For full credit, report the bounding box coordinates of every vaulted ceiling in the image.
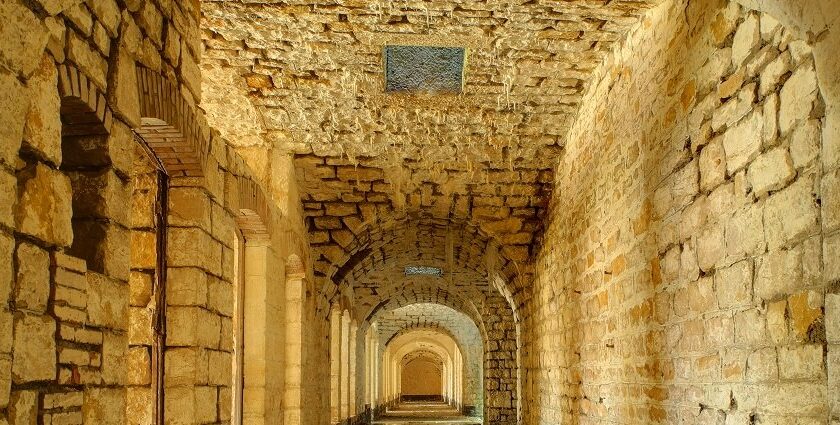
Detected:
[200,0,661,309]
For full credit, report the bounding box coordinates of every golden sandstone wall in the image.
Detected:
[0,1,312,425]
[524,0,839,423]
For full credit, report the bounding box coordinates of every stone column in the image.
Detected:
[349,321,357,421]
[340,311,350,421]
[284,268,306,425]
[329,307,342,424]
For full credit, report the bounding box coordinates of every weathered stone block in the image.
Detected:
[168,187,211,229]
[8,390,37,424]
[0,234,13,306]
[700,138,726,192]
[824,168,840,232]
[86,273,128,330]
[126,387,153,425]
[716,260,752,308]
[746,347,777,382]
[723,110,763,175]
[67,31,108,89]
[131,230,157,271]
[764,175,819,250]
[731,14,759,67]
[167,267,208,307]
[779,62,818,136]
[14,243,50,313]
[754,247,802,301]
[0,1,48,76]
[68,169,132,226]
[747,147,795,197]
[126,346,151,386]
[207,277,233,317]
[778,345,824,380]
[108,47,141,128]
[128,306,152,346]
[82,388,126,424]
[166,306,220,349]
[725,203,765,259]
[11,313,56,383]
[23,55,62,166]
[0,70,28,167]
[15,163,73,247]
[102,331,127,385]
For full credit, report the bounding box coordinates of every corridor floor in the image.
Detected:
[373,401,482,424]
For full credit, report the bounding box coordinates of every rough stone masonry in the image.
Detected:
[0,0,837,424]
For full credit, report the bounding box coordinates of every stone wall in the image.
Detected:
[0,1,312,425]
[524,0,838,423]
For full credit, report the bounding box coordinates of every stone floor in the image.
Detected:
[373,402,482,424]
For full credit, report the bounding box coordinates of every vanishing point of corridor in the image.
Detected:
[0,0,837,424]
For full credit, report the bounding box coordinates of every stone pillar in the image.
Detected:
[284,271,306,425]
[349,321,357,421]
[339,311,350,421]
[329,307,341,424]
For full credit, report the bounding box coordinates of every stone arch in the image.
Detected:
[134,65,210,177]
[58,64,113,138]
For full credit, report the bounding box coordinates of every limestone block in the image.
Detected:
[166,267,208,307]
[128,307,152,346]
[108,47,141,128]
[210,202,235,244]
[67,31,107,89]
[86,273,128,330]
[0,1,48,77]
[0,355,9,408]
[83,388,125,424]
[764,175,819,250]
[790,119,821,169]
[762,94,779,147]
[166,306,220,349]
[825,233,840,284]
[170,187,214,230]
[712,83,756,132]
[207,277,233,317]
[825,106,840,170]
[126,346,151,386]
[63,3,92,35]
[92,22,111,57]
[14,243,50,313]
[180,50,202,102]
[747,147,795,197]
[716,260,752,309]
[164,25,181,66]
[831,295,840,344]
[11,313,56,383]
[759,51,790,97]
[164,386,196,423]
[138,1,163,48]
[697,224,724,272]
[746,347,777,382]
[15,163,73,248]
[108,122,135,178]
[207,350,231,386]
[732,14,760,67]
[754,248,803,300]
[194,386,218,423]
[101,332,127,385]
[789,290,823,341]
[23,55,62,166]
[0,234,13,307]
[700,138,726,193]
[755,383,827,416]
[0,70,28,167]
[130,230,157,271]
[734,309,766,345]
[723,110,763,175]
[8,390,37,424]
[767,300,788,344]
[86,0,120,36]
[128,271,152,307]
[778,344,824,380]
[126,387,153,425]
[823,168,840,232]
[779,62,818,136]
[724,204,765,259]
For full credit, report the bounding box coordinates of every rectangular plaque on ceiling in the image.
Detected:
[384,45,465,93]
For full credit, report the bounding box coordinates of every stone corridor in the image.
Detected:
[0,0,838,424]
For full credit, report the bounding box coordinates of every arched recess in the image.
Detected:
[385,329,462,407]
[130,64,278,425]
[400,350,444,401]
